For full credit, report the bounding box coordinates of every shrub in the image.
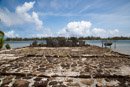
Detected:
[0,31,4,49]
[39,42,44,46]
[57,37,66,47]
[70,37,78,46]
[5,44,11,49]
[31,40,38,47]
[0,38,4,49]
[46,38,53,47]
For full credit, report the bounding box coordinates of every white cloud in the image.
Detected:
[0,1,43,30]
[59,21,92,37]
[5,30,19,38]
[92,28,119,37]
[57,28,70,37]
[109,29,119,36]
[31,28,53,38]
[33,34,50,38]
[32,12,43,29]
[0,8,23,26]
[92,28,107,37]
[67,21,91,30]
[58,20,120,37]
[16,2,35,14]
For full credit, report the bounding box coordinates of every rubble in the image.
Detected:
[0,45,130,87]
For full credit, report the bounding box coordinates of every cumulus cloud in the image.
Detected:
[16,1,35,14]
[92,28,119,37]
[5,30,19,38]
[109,29,119,36]
[33,34,51,38]
[59,21,92,37]
[0,9,22,26]
[67,21,91,30]
[0,1,43,30]
[92,28,107,37]
[32,12,43,29]
[58,20,120,37]
[31,28,53,38]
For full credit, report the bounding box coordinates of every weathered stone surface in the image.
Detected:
[67,82,80,87]
[49,81,58,85]
[37,67,46,72]
[13,80,29,87]
[34,77,42,81]
[52,85,67,87]
[0,46,130,87]
[1,76,13,86]
[80,79,94,85]
[33,79,48,87]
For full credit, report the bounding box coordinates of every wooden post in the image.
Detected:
[114,40,117,49]
[101,40,104,48]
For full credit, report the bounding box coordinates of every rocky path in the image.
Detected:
[0,46,130,87]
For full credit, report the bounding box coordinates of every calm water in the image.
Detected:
[4,40,46,48]
[87,40,130,55]
[4,40,130,55]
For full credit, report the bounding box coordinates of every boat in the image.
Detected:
[104,41,112,46]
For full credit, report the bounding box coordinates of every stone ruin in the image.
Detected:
[46,39,85,47]
[0,46,130,87]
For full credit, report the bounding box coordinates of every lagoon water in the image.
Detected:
[4,40,130,55]
[87,40,130,55]
[4,40,46,48]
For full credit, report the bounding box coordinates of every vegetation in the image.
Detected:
[5,44,11,49]
[5,36,130,41]
[0,31,4,49]
[30,40,38,47]
[30,40,46,47]
[54,37,66,46]
[69,37,78,46]
[45,37,86,47]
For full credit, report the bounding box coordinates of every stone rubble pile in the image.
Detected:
[0,46,130,87]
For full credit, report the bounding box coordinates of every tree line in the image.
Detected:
[5,36,130,41]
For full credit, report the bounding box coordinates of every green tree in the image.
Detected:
[5,44,11,49]
[0,31,4,49]
[69,37,78,46]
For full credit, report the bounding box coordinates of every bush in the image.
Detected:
[5,44,11,49]
[46,38,53,47]
[0,31,4,49]
[0,38,4,49]
[57,37,66,47]
[31,40,38,47]
[39,42,44,46]
[69,37,78,46]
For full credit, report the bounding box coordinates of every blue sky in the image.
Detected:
[0,0,130,38]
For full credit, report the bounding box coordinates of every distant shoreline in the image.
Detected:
[1,44,130,56]
[4,36,130,41]
[4,39,130,42]
[3,40,130,56]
